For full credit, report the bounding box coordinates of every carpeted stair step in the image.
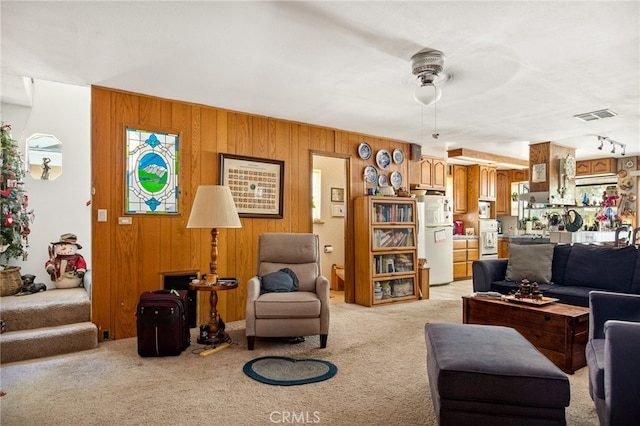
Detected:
[0,288,90,332]
[0,322,98,364]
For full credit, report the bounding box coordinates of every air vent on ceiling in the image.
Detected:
[573,109,618,122]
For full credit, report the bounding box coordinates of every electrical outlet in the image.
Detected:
[103,330,110,340]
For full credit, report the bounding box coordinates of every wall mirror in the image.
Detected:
[26,133,62,180]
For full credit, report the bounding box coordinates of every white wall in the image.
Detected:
[312,155,346,280]
[1,79,91,287]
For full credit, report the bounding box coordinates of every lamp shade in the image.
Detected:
[414,83,442,106]
[186,185,242,229]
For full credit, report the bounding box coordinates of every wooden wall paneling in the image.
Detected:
[138,97,171,295]
[92,87,415,338]
[90,87,114,340]
[188,105,206,326]
[112,91,140,340]
[167,103,192,273]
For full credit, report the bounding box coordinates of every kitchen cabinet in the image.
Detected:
[496,170,510,216]
[497,169,529,216]
[498,237,509,258]
[414,155,446,191]
[453,239,468,279]
[452,165,468,214]
[467,239,479,276]
[354,196,418,307]
[576,158,616,177]
[453,238,478,280]
[469,164,496,201]
[510,169,529,183]
[481,166,497,200]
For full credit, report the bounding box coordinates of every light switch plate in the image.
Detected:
[97,209,107,222]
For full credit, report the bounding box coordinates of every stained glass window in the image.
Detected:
[125,127,179,214]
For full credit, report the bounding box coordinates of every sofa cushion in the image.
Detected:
[543,285,601,307]
[505,243,555,284]
[633,248,640,294]
[254,291,321,318]
[551,243,572,285]
[563,244,638,292]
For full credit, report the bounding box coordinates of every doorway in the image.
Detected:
[312,154,347,303]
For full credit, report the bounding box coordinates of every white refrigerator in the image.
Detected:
[417,195,454,285]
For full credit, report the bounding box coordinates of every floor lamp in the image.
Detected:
[186,185,242,285]
[187,185,242,344]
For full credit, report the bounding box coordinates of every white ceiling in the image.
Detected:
[2,1,639,161]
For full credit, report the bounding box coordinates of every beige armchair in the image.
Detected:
[245,233,330,350]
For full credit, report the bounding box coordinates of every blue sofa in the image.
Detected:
[472,243,640,307]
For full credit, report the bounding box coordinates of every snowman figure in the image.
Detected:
[45,233,87,289]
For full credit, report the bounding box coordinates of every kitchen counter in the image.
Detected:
[453,235,479,240]
[499,235,551,244]
[549,231,616,244]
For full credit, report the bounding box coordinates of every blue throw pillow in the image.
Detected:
[260,268,299,294]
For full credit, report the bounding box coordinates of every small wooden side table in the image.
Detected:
[189,281,238,345]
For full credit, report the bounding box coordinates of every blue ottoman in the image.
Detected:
[425,323,570,425]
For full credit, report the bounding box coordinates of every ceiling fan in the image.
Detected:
[410,47,446,106]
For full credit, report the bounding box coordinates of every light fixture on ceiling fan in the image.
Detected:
[411,48,445,106]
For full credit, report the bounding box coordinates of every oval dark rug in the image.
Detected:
[243,356,338,386]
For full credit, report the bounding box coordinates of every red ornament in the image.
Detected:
[4,212,13,226]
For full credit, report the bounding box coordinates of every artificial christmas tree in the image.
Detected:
[1,123,33,265]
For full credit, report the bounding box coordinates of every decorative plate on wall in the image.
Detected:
[364,165,378,183]
[358,142,372,160]
[376,150,391,170]
[378,174,389,187]
[392,148,404,165]
[390,171,403,188]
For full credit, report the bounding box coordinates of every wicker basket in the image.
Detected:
[1,266,22,297]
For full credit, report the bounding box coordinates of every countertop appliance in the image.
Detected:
[479,219,499,259]
[417,195,454,285]
[478,201,492,219]
[453,220,464,235]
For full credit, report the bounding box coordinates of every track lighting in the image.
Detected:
[596,136,625,156]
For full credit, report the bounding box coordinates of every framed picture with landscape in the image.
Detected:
[220,153,285,218]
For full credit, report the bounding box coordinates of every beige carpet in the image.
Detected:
[0,298,598,425]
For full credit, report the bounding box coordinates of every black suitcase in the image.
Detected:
[137,289,191,357]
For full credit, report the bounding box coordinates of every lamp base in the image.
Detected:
[204,273,218,285]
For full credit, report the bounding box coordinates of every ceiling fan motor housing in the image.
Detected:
[411,48,445,84]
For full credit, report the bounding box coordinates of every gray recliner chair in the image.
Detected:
[245,233,330,350]
[586,291,640,426]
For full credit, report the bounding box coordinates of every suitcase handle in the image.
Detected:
[154,289,180,297]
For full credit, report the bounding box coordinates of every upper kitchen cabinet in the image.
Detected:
[576,158,617,177]
[411,155,446,191]
[469,164,496,201]
[452,165,468,214]
[497,169,530,216]
[510,169,529,183]
[496,170,510,216]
